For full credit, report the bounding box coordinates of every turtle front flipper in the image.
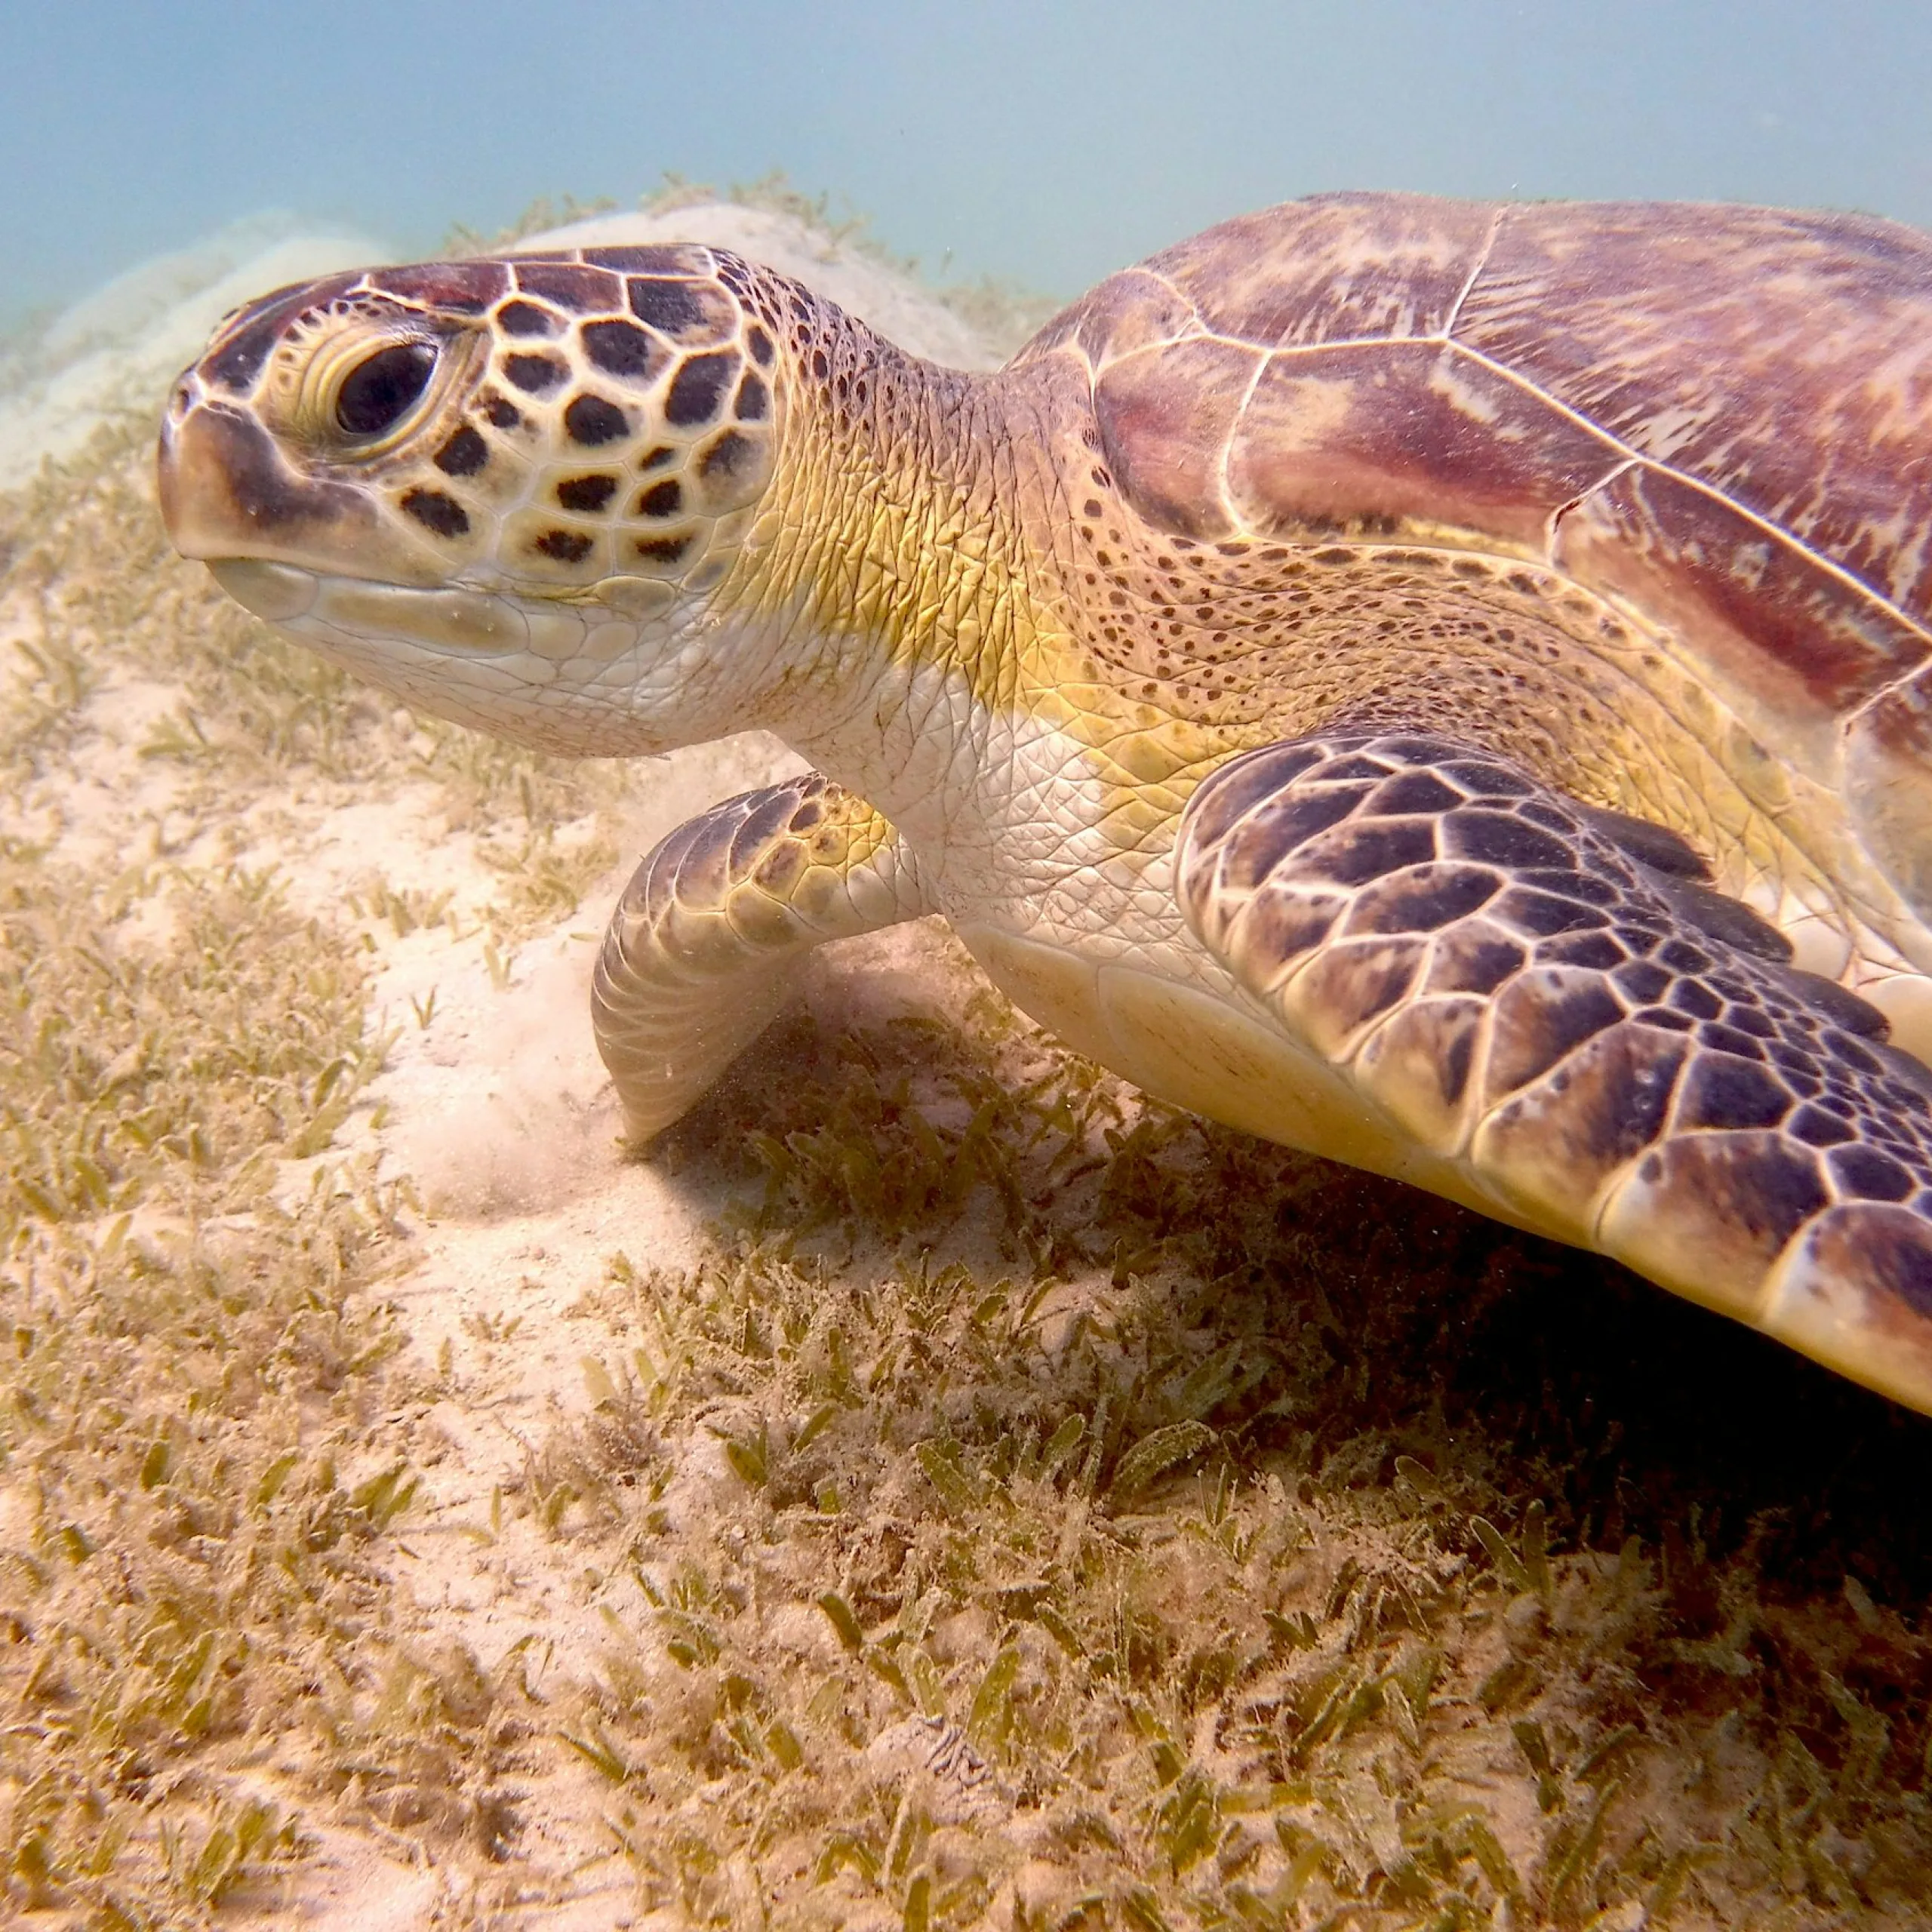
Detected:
[1178,729,1932,1414]
[595,774,932,1143]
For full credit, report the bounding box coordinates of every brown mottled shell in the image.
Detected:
[1021,192,1932,912]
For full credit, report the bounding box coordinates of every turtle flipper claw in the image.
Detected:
[1179,731,1932,1413]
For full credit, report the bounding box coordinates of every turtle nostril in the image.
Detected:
[336,340,437,437]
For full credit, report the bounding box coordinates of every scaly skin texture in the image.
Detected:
[1179,731,1932,1410]
[157,198,1932,1413]
[593,775,930,1140]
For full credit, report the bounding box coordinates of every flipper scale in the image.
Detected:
[593,774,931,1141]
[1180,731,1932,1413]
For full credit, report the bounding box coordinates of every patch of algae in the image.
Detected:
[0,841,411,1921]
[0,427,605,1923]
[514,975,1932,1930]
[0,417,626,941]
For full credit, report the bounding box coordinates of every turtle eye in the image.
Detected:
[336,341,436,437]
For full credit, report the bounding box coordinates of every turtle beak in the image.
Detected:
[157,380,380,568]
[155,389,233,561]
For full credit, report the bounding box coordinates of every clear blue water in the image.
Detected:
[6,0,1930,332]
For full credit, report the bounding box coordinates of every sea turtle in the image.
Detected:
[157,192,1932,1417]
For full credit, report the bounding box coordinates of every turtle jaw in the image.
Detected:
[202,556,752,758]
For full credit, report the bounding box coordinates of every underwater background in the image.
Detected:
[7,0,1932,334]
[8,4,1932,1927]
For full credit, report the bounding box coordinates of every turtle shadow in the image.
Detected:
[614,983,1932,1889]
[1274,1148,1932,1598]
[645,979,1932,1603]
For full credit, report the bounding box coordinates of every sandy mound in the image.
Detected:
[0,215,391,488]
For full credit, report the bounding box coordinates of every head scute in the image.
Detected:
[163,242,787,623]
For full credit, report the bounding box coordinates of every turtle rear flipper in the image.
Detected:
[595,774,931,1142]
[1178,730,1932,1414]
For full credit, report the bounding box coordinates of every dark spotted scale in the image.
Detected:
[1179,731,1932,1410]
[666,352,740,428]
[581,318,666,383]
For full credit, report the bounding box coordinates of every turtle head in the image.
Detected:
[158,247,783,753]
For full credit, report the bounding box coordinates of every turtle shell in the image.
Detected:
[1020,193,1932,918]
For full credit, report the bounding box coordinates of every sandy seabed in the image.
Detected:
[2,191,1931,1930]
